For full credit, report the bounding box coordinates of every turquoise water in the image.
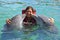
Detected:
[0,0,60,40]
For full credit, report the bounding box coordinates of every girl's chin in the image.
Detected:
[27,16,31,17]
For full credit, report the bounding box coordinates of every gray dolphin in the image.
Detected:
[33,15,58,34]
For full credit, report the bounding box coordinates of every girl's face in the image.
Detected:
[26,8,33,17]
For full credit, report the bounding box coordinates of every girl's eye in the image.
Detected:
[27,11,31,13]
[27,11,31,12]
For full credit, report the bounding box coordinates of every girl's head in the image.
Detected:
[25,6,34,12]
[25,6,34,17]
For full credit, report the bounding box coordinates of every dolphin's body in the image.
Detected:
[3,14,57,33]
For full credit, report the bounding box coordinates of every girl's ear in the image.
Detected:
[33,10,36,15]
[22,9,26,14]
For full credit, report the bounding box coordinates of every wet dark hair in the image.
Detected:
[25,6,34,12]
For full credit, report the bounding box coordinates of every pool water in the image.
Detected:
[0,0,60,40]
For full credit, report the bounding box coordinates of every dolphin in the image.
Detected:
[33,15,58,34]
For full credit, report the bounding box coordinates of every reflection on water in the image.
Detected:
[0,0,60,40]
[1,28,59,40]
